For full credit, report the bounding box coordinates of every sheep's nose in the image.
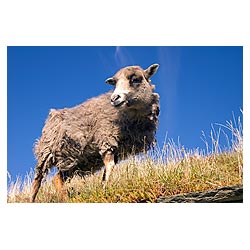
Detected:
[111,94,121,103]
[111,93,125,107]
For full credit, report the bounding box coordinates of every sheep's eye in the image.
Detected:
[130,77,142,85]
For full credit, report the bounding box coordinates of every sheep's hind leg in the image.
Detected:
[52,172,68,200]
[102,151,115,182]
[30,167,44,202]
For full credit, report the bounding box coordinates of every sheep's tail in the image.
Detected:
[30,155,51,202]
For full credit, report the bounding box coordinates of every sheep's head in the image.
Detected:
[106,64,159,110]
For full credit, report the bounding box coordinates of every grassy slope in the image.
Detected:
[7,118,243,203]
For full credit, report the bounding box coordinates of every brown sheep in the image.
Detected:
[30,64,160,202]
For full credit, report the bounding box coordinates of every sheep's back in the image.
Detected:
[34,91,118,166]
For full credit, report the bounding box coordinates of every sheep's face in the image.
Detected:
[106,64,159,110]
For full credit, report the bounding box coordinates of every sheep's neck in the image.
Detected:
[119,105,152,121]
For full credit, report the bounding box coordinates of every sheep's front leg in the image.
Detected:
[102,151,115,182]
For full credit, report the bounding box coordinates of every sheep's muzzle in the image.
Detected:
[110,93,127,108]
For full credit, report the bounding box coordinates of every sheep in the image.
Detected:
[30,63,160,202]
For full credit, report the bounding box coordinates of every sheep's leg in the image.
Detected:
[30,167,44,202]
[102,151,115,182]
[52,172,68,199]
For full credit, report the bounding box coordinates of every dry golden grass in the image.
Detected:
[7,116,243,203]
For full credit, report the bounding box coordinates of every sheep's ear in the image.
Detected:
[105,77,116,85]
[144,64,159,79]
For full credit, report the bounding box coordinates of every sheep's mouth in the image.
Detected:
[112,100,126,108]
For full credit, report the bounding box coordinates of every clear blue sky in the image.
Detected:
[7,46,243,179]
